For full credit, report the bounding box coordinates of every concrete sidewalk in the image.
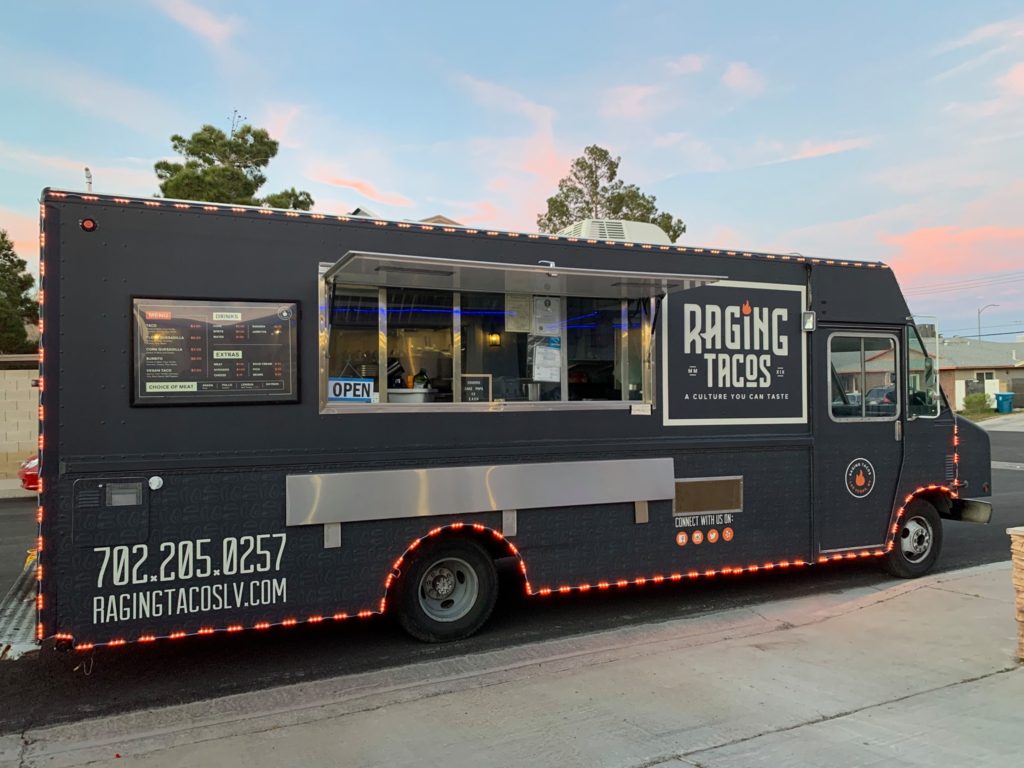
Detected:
[979,410,1024,432]
[1,563,1020,768]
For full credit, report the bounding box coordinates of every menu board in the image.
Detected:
[133,298,298,405]
[460,374,492,403]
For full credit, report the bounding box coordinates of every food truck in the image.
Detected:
[31,189,992,650]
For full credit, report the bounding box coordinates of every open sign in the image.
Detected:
[328,377,375,402]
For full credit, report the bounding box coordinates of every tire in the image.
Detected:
[884,500,943,578]
[395,537,498,642]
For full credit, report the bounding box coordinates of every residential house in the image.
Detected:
[934,336,1024,410]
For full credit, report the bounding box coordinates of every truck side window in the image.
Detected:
[324,282,652,408]
[907,326,941,418]
[830,334,899,420]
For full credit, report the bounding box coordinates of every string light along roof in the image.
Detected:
[41,189,888,271]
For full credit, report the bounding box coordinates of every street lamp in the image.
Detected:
[977,304,999,340]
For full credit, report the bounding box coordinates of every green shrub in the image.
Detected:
[962,392,990,412]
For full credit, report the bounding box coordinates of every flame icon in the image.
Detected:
[741,300,752,316]
[854,470,866,488]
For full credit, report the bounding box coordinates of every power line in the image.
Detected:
[904,270,1024,293]
[941,330,1024,339]
[904,274,1024,295]
[942,320,1024,334]
[904,274,1024,297]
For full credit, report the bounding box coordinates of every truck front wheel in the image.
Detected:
[884,500,943,578]
[396,538,498,642]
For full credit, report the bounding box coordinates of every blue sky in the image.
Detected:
[2,1,1023,338]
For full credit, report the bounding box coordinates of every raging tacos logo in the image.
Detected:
[682,299,789,389]
[845,458,875,498]
[665,284,806,424]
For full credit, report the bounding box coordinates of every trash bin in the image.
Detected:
[995,392,1014,413]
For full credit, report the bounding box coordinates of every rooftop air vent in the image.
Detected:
[555,219,673,245]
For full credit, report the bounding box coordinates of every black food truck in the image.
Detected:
[33,190,993,650]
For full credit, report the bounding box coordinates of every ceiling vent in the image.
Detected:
[556,219,673,245]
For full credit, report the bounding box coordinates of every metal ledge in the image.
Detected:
[287,457,675,527]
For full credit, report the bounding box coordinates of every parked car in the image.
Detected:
[865,386,895,405]
[18,455,38,491]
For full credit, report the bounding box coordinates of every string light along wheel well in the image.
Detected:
[884,499,943,578]
[394,536,499,642]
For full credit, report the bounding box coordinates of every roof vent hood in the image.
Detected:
[556,219,673,245]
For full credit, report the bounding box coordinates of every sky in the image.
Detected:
[1,1,1023,339]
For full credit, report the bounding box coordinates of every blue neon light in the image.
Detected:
[334,307,514,316]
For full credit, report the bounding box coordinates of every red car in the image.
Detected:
[18,455,39,492]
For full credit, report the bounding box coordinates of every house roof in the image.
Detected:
[418,214,463,226]
[934,337,1024,370]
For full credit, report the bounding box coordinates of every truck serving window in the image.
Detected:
[829,334,899,420]
[326,287,648,407]
[318,251,717,412]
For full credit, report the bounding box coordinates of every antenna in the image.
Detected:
[228,109,247,138]
[84,167,93,192]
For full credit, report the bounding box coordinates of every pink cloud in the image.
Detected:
[600,85,664,119]
[485,176,512,193]
[5,60,183,137]
[311,196,357,216]
[456,74,553,126]
[652,132,725,172]
[311,172,414,208]
[0,207,41,272]
[153,0,240,46]
[455,73,571,229]
[721,62,765,96]
[667,54,706,75]
[261,103,303,149]
[740,136,872,168]
[881,226,1024,286]
[996,62,1024,96]
[783,137,873,162]
[0,141,155,192]
[939,15,1024,52]
[429,199,506,227]
[947,61,1024,118]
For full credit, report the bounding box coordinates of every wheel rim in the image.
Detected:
[417,557,479,623]
[899,515,933,563]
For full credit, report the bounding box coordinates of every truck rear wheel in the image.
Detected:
[884,500,942,578]
[396,538,498,642]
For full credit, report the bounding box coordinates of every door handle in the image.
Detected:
[895,420,902,442]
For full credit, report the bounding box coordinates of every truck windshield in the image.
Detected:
[907,325,941,418]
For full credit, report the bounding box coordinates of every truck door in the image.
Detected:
[814,329,904,553]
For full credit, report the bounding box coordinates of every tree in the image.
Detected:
[0,228,36,353]
[154,124,314,210]
[537,145,686,241]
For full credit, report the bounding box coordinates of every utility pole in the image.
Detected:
[84,167,93,192]
[977,303,998,340]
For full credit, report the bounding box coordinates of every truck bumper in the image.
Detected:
[949,498,993,525]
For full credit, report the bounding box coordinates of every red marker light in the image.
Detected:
[80,218,97,232]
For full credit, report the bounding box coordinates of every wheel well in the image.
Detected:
[381,524,529,612]
[914,490,953,519]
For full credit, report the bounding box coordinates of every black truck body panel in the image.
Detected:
[34,190,991,648]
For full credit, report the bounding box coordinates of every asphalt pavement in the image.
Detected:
[0,501,34,594]
[0,429,1021,737]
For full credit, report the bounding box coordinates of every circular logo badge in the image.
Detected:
[675,531,688,547]
[707,528,720,544]
[845,458,876,498]
[722,527,734,542]
[691,530,705,545]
